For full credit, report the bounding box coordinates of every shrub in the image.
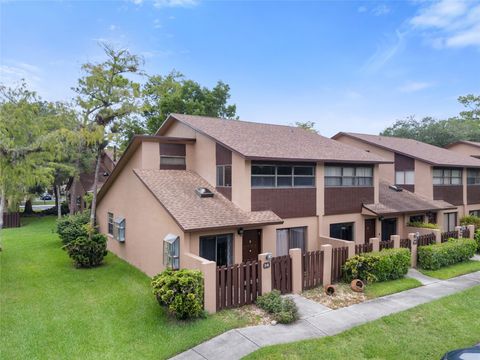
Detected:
[418,238,477,270]
[256,290,298,324]
[56,211,90,245]
[407,221,438,229]
[63,233,108,268]
[38,201,70,216]
[151,269,204,320]
[460,215,480,228]
[343,248,411,283]
[476,230,480,254]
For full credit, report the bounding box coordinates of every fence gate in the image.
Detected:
[271,255,292,294]
[216,261,261,311]
[303,250,324,290]
[380,239,394,250]
[418,233,436,246]
[331,247,349,283]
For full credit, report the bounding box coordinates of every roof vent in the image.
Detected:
[389,185,403,192]
[195,187,214,198]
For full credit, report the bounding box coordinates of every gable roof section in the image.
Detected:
[157,114,390,164]
[133,169,283,232]
[333,132,480,168]
[363,181,456,216]
[445,140,480,149]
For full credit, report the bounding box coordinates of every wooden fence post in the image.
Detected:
[370,237,380,252]
[289,248,302,294]
[390,235,400,249]
[258,253,272,294]
[408,233,417,268]
[321,244,332,285]
[468,225,475,239]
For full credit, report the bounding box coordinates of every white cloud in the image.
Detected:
[131,0,143,4]
[398,81,433,93]
[372,4,390,16]
[362,30,406,72]
[410,0,480,48]
[0,62,41,86]
[153,0,198,8]
[153,19,162,29]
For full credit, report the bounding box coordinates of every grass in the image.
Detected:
[420,260,480,280]
[364,277,422,298]
[0,216,249,359]
[245,285,480,360]
[32,200,55,205]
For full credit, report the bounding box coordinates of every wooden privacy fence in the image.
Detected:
[462,228,470,238]
[3,212,20,228]
[331,246,349,283]
[418,233,436,247]
[271,255,292,294]
[441,231,458,242]
[302,250,324,290]
[400,238,411,249]
[216,261,261,311]
[355,243,373,254]
[380,239,394,250]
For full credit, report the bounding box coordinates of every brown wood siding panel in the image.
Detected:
[216,143,232,165]
[324,187,374,215]
[394,153,415,171]
[251,188,316,218]
[467,185,480,205]
[160,164,186,170]
[216,187,232,200]
[160,143,186,156]
[433,185,463,206]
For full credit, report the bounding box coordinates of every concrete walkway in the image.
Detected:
[172,271,480,360]
[406,268,439,285]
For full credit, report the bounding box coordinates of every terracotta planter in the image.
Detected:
[324,284,336,296]
[351,279,365,292]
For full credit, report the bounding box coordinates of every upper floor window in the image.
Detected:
[216,165,232,187]
[395,170,414,185]
[433,168,462,185]
[251,164,315,188]
[467,169,480,185]
[325,165,373,187]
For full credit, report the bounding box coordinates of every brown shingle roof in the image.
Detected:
[333,132,480,168]
[158,114,390,164]
[363,181,456,216]
[134,169,283,231]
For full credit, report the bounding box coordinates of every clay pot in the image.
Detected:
[351,279,365,292]
[324,284,336,296]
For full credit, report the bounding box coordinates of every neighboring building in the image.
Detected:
[96,114,390,276]
[446,140,480,159]
[67,150,117,213]
[333,132,480,233]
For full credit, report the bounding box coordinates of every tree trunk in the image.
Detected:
[23,199,34,215]
[0,185,5,231]
[55,185,62,219]
[89,147,102,238]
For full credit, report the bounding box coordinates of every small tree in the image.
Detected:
[73,43,142,234]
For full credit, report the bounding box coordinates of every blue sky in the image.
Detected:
[1,0,479,136]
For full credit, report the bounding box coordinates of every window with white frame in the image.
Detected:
[251,164,315,188]
[325,165,373,187]
[113,217,126,242]
[163,234,180,270]
[395,170,415,185]
[467,169,480,185]
[433,168,462,185]
[216,165,232,187]
[107,212,114,235]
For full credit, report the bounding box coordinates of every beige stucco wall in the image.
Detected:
[163,120,196,138]
[97,144,185,277]
[414,160,433,199]
[334,135,395,184]
[448,143,480,158]
[232,152,251,211]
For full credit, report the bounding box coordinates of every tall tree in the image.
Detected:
[381,95,480,147]
[73,43,142,231]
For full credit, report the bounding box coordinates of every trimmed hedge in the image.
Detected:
[460,215,480,228]
[407,221,438,229]
[418,238,477,270]
[63,233,108,268]
[256,290,298,324]
[151,269,204,320]
[343,248,411,283]
[56,211,90,245]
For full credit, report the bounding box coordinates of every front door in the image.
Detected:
[242,229,262,263]
[364,219,376,243]
[381,218,397,241]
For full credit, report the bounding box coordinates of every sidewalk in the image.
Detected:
[172,271,480,360]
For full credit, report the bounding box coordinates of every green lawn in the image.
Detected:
[0,216,248,359]
[365,277,422,298]
[420,260,480,280]
[246,285,480,360]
